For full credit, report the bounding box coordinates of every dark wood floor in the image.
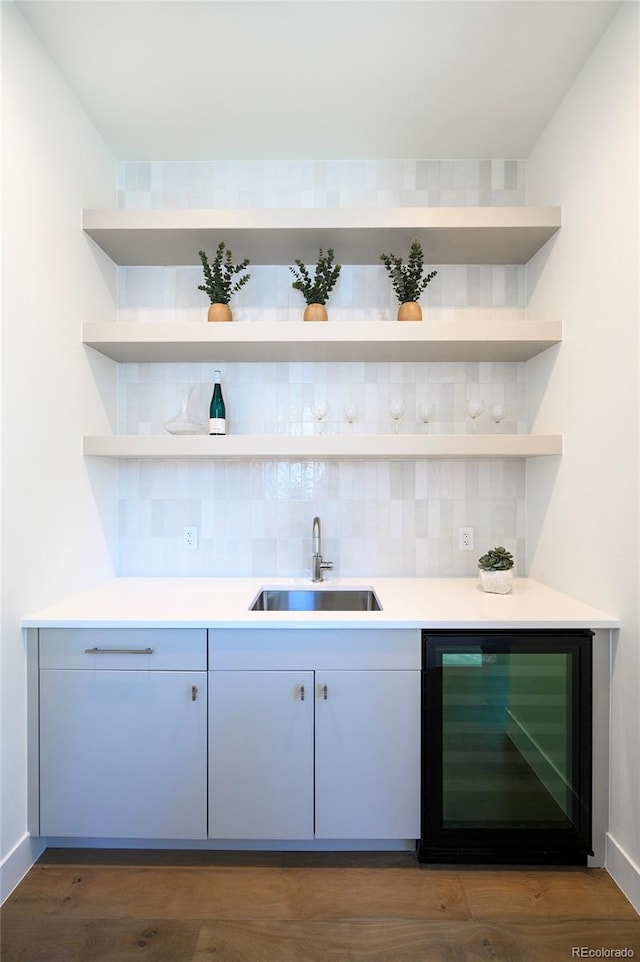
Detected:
[2,849,639,962]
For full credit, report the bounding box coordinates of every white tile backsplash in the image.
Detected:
[117,159,526,209]
[117,264,525,324]
[115,158,527,577]
[118,459,525,579]
[118,361,526,438]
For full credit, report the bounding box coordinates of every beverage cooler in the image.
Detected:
[419,629,593,865]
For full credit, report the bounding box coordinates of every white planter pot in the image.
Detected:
[479,568,513,594]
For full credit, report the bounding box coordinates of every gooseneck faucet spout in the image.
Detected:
[311,516,333,583]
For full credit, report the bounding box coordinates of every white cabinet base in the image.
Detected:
[208,665,420,842]
[40,669,207,839]
[315,671,421,839]
[209,671,314,840]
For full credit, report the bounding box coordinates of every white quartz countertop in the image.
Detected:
[22,577,619,630]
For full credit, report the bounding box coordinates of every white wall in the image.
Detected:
[526,2,639,908]
[1,2,118,899]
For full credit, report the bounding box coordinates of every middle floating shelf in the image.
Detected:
[82,320,562,363]
[83,434,563,461]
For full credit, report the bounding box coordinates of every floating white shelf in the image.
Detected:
[81,204,564,466]
[83,434,563,461]
[82,206,561,266]
[82,320,562,364]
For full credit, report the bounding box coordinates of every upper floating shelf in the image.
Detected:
[82,207,562,266]
[82,320,562,363]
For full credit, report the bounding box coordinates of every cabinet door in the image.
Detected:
[40,670,207,839]
[314,670,421,839]
[209,670,314,839]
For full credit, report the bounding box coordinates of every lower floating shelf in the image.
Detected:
[83,434,563,461]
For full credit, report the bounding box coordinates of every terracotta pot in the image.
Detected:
[397,301,422,322]
[303,303,328,322]
[208,303,233,322]
[479,568,513,595]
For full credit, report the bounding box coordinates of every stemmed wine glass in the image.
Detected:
[467,399,484,433]
[418,403,435,432]
[344,402,358,432]
[491,403,507,424]
[312,400,329,433]
[390,398,406,434]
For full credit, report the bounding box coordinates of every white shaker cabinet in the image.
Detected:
[314,670,420,839]
[34,625,421,843]
[38,628,208,840]
[209,670,315,839]
[208,663,420,840]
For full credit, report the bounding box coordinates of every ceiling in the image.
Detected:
[16,0,622,161]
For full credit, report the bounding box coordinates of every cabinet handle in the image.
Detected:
[322,684,328,701]
[299,684,305,701]
[191,685,198,702]
[84,647,154,655]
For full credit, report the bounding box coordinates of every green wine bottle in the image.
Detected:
[209,370,226,435]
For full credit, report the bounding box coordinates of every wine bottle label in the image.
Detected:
[209,418,226,435]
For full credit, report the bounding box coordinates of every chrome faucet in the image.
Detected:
[311,516,333,583]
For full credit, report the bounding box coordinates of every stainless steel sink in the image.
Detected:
[250,587,382,612]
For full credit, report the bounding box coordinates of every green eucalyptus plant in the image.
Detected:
[379,238,437,304]
[289,248,341,305]
[198,242,251,305]
[478,546,514,571]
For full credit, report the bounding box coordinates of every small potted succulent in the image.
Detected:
[478,545,515,594]
[198,242,251,322]
[289,247,341,322]
[379,238,437,321]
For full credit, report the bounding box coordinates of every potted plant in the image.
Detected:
[198,243,251,322]
[289,248,341,322]
[379,238,437,321]
[477,546,515,594]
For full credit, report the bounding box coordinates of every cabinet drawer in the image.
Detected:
[209,628,421,670]
[39,628,206,670]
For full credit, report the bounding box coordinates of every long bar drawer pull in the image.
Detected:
[84,647,154,655]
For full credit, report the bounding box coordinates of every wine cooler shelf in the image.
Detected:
[82,434,563,461]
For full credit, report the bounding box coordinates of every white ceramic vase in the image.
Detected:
[479,568,513,594]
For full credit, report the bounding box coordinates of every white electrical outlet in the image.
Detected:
[458,526,474,551]
[183,526,198,550]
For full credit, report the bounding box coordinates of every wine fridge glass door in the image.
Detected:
[419,629,593,865]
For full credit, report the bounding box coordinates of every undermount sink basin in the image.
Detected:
[250,587,382,612]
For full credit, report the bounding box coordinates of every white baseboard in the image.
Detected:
[606,833,640,913]
[0,832,46,905]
